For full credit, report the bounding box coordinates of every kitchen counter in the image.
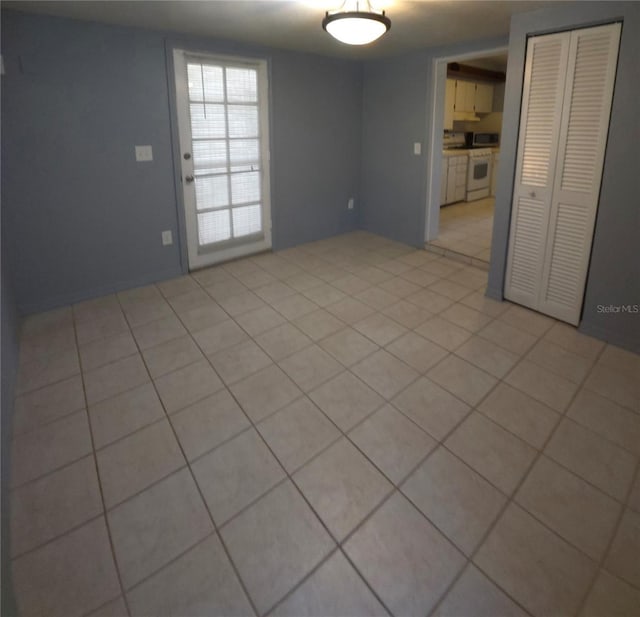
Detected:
[442,148,471,157]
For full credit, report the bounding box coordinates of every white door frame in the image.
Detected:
[424,45,508,244]
[173,49,272,270]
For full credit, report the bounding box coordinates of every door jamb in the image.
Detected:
[166,45,273,272]
[165,40,190,275]
[424,46,509,245]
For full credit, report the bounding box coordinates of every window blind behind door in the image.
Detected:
[187,62,263,247]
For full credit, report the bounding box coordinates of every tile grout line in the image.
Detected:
[191,302,402,615]
[263,545,393,617]
[8,255,502,568]
[12,239,638,616]
[10,511,106,563]
[421,320,640,500]
[422,317,585,616]
[156,260,410,614]
[214,282,503,614]
[118,529,219,604]
[11,304,619,606]
[114,290,264,617]
[573,432,640,613]
[428,339,610,617]
[8,431,92,492]
[569,341,640,609]
[71,306,133,617]
[184,259,414,616]
[198,366,393,615]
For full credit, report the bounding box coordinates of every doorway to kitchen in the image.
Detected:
[424,47,508,269]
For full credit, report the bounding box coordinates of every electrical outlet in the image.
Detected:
[135,145,153,162]
[413,142,422,155]
[348,198,355,210]
[162,230,173,246]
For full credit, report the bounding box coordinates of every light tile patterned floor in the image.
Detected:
[9,231,640,617]
[430,197,495,264]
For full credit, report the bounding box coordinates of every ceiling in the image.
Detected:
[5,0,568,59]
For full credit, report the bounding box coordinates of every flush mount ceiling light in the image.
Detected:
[322,1,391,46]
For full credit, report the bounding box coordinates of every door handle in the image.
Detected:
[185,175,194,184]
[529,190,537,198]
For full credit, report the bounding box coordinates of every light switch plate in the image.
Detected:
[413,142,422,155]
[162,230,173,246]
[135,145,153,162]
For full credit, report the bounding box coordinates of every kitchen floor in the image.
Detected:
[9,231,640,617]
[430,197,494,265]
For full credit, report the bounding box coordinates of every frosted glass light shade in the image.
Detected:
[323,11,391,45]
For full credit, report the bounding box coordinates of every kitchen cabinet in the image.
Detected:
[444,79,456,130]
[475,83,494,113]
[448,79,495,115]
[454,80,476,113]
[441,153,468,205]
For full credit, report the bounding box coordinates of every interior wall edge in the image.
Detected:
[1,256,20,617]
[579,319,640,356]
[484,285,504,302]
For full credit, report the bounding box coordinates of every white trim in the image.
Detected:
[173,49,272,270]
[424,46,508,244]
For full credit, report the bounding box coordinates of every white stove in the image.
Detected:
[442,132,494,203]
[466,147,493,201]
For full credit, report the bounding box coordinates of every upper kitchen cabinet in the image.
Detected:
[454,80,477,113]
[474,82,494,113]
[444,79,456,130]
[444,79,496,126]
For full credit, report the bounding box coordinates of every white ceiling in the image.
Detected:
[5,0,568,59]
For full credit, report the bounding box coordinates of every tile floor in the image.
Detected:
[429,197,494,265]
[9,230,640,617]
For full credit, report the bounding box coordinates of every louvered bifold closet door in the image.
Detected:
[504,33,570,308]
[505,23,621,325]
[539,23,621,324]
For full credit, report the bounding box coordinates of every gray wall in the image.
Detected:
[359,36,507,247]
[3,6,638,350]
[270,51,361,248]
[360,52,431,246]
[1,250,19,617]
[2,11,183,313]
[1,10,362,313]
[488,1,640,353]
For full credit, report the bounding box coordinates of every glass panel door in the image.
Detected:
[174,51,271,269]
